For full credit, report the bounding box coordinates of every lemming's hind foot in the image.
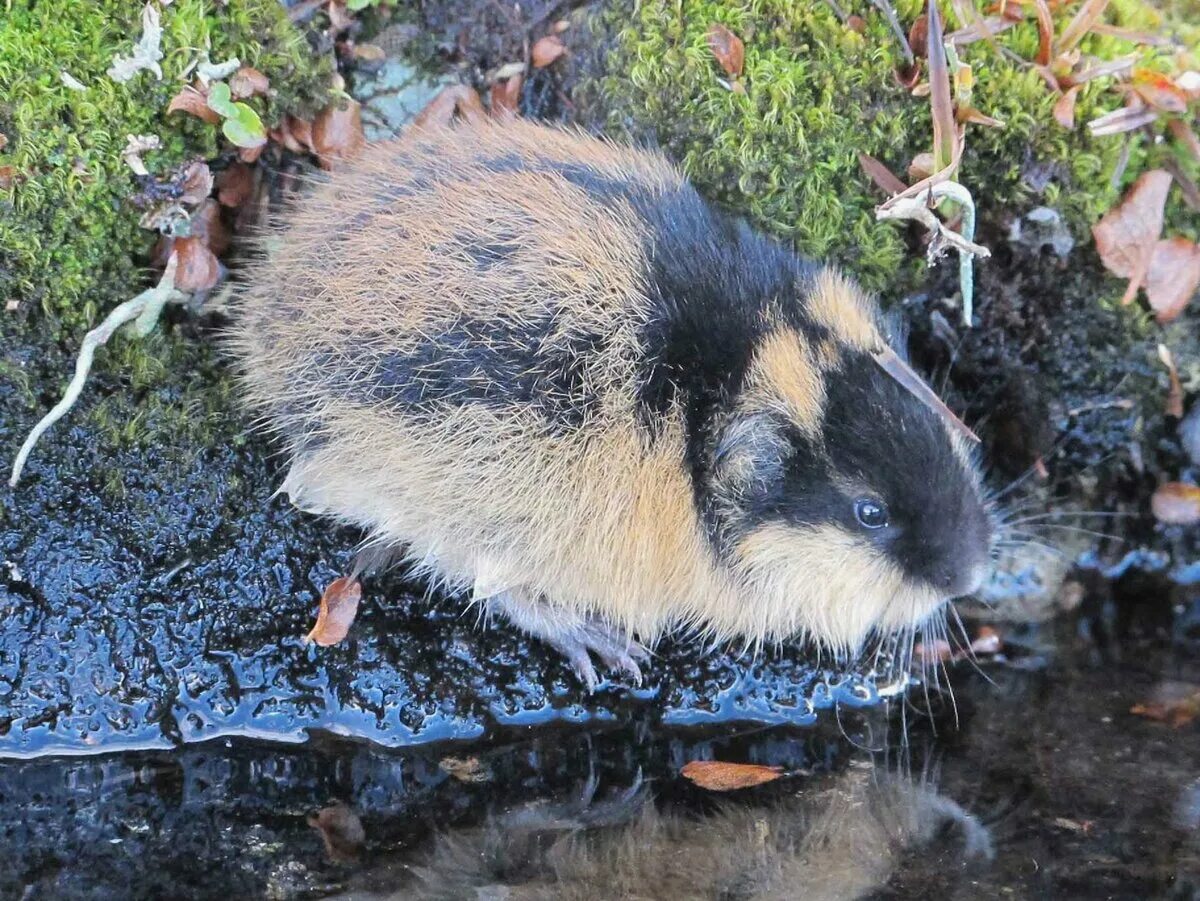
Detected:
[487,591,650,691]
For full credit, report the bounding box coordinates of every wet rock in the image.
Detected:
[0,319,889,758]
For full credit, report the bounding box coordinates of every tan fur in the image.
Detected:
[231,117,959,657]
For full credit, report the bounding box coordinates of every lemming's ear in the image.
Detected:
[712,412,791,495]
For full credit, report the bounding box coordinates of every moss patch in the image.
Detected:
[0,0,330,334]
[580,0,1198,296]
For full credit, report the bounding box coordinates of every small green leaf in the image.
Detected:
[346,0,378,9]
[205,81,238,119]
[222,106,267,148]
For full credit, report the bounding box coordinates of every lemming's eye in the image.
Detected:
[854,498,889,529]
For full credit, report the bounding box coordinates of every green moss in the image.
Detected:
[580,0,1198,296]
[0,1,331,334]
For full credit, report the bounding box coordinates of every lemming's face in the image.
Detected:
[714,343,993,652]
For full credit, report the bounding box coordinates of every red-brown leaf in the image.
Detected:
[490,74,523,117]
[215,162,255,208]
[681,760,784,791]
[707,24,745,79]
[1131,68,1189,114]
[229,66,270,100]
[531,34,567,68]
[412,85,487,129]
[307,576,362,646]
[1053,85,1082,128]
[168,83,222,125]
[1130,681,1200,727]
[1151,482,1200,525]
[909,14,929,57]
[1031,0,1054,65]
[178,160,213,205]
[1091,169,1172,301]
[1146,238,1200,324]
[171,238,221,292]
[312,99,366,169]
[857,152,908,196]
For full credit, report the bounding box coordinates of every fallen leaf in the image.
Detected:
[215,162,255,207]
[490,74,522,118]
[1151,482,1200,525]
[908,14,929,57]
[1147,239,1200,324]
[307,575,362,645]
[857,152,908,195]
[0,166,15,189]
[327,0,354,33]
[1131,68,1189,113]
[439,755,493,783]
[681,760,784,791]
[1131,682,1200,727]
[171,238,221,292]
[228,66,270,100]
[957,106,1005,127]
[168,83,223,125]
[846,14,867,32]
[307,802,365,862]
[1032,0,1054,66]
[312,99,366,169]
[178,160,213,205]
[1057,0,1112,53]
[1053,85,1082,128]
[706,24,745,79]
[531,34,567,68]
[1092,169,1172,303]
[412,85,487,129]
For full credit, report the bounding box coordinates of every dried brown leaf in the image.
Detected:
[908,151,936,181]
[706,24,745,79]
[1031,0,1054,66]
[857,152,908,196]
[0,166,14,190]
[215,162,254,208]
[178,160,213,205]
[1091,169,1172,301]
[1053,85,1082,128]
[909,14,929,57]
[1151,482,1200,525]
[171,238,221,292]
[846,14,867,33]
[1147,239,1200,324]
[681,760,784,792]
[307,802,365,862]
[1131,68,1189,114]
[490,74,523,117]
[312,99,366,169]
[531,34,567,68]
[167,83,222,125]
[925,0,958,172]
[307,576,362,646]
[957,106,1005,127]
[412,85,487,129]
[229,66,270,100]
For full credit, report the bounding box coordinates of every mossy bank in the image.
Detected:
[0,0,330,333]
